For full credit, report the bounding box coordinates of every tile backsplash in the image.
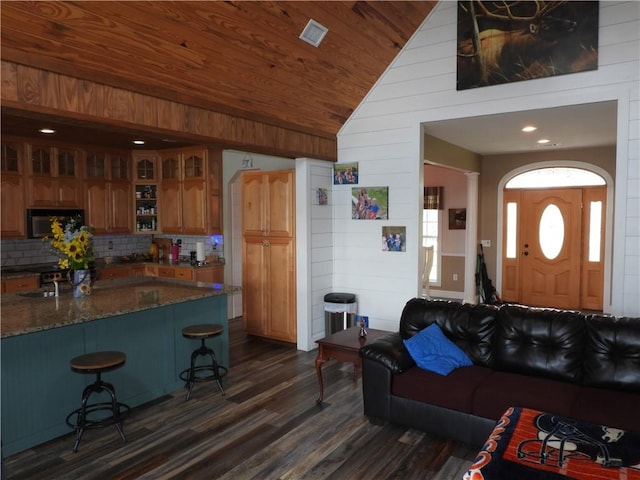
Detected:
[1,234,223,268]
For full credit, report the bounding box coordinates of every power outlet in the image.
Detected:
[453,273,458,281]
[481,240,491,248]
[108,240,113,250]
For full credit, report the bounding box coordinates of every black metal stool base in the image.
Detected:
[179,340,228,400]
[65,378,130,452]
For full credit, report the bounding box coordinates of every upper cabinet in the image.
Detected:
[85,150,132,234]
[0,137,222,237]
[26,144,82,208]
[132,154,159,234]
[1,141,26,238]
[242,170,295,238]
[159,146,222,235]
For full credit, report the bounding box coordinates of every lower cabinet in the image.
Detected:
[2,276,40,292]
[194,265,224,283]
[243,236,296,342]
[98,266,131,281]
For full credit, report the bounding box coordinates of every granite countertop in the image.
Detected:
[0,260,225,280]
[1,277,240,339]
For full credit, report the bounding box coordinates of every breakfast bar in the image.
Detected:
[1,277,239,456]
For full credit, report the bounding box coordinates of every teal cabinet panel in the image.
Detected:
[1,294,228,456]
[84,307,175,407]
[1,327,85,455]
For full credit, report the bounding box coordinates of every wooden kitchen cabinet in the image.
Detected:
[1,141,26,238]
[144,265,158,277]
[159,146,222,235]
[173,267,193,280]
[133,154,159,234]
[98,266,130,281]
[194,265,224,283]
[26,144,82,208]
[129,265,145,276]
[160,147,221,235]
[158,151,181,232]
[157,267,175,278]
[3,276,40,292]
[243,236,296,342]
[85,150,131,234]
[242,170,295,238]
[242,169,296,343]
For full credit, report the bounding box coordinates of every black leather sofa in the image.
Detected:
[360,299,640,448]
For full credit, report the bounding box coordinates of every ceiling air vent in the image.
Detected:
[299,19,328,47]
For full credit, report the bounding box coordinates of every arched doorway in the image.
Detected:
[500,166,610,311]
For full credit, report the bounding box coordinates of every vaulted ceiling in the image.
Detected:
[1,1,436,157]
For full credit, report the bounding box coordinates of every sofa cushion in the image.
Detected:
[399,299,498,367]
[571,386,640,434]
[494,304,585,383]
[473,371,580,420]
[403,324,472,375]
[583,314,640,393]
[393,365,493,413]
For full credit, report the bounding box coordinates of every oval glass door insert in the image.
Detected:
[539,204,564,259]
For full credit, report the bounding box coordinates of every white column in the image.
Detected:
[464,172,479,304]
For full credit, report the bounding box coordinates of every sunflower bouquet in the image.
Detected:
[45,216,94,270]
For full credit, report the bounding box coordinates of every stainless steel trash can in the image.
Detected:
[324,293,357,335]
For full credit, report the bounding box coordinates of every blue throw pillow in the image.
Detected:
[403,323,473,375]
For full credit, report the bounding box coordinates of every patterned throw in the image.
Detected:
[464,407,640,480]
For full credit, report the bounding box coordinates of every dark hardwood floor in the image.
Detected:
[3,318,475,479]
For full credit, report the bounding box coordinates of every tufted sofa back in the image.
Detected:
[399,299,498,367]
[583,314,640,393]
[493,304,585,383]
[398,299,640,392]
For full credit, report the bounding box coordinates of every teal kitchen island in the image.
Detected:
[1,277,239,456]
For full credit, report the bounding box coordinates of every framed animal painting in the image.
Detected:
[456,1,599,90]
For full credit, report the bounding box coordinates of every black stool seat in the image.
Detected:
[180,324,228,400]
[66,351,130,452]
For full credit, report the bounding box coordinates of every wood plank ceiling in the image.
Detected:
[1,1,436,158]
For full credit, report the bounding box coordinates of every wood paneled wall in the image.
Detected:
[1,61,337,161]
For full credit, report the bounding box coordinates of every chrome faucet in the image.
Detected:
[53,280,59,297]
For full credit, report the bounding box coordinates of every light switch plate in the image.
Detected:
[481,240,491,248]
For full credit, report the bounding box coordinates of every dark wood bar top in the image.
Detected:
[1,277,239,339]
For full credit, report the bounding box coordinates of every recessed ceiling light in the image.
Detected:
[39,128,55,134]
[299,19,328,47]
[521,125,537,132]
[537,139,550,144]
[132,140,145,145]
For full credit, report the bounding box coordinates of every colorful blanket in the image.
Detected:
[464,407,640,480]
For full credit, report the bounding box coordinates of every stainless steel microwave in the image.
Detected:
[26,209,85,239]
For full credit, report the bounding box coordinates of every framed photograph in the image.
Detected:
[333,162,359,185]
[449,208,466,230]
[352,187,388,220]
[456,1,599,90]
[382,226,406,252]
[355,314,369,328]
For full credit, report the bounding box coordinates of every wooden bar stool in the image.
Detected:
[179,324,228,400]
[66,351,130,452]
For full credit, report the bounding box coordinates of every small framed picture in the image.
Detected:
[333,162,359,185]
[355,315,369,328]
[315,188,328,205]
[382,226,406,252]
[449,208,466,230]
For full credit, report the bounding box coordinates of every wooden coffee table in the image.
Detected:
[315,326,389,403]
